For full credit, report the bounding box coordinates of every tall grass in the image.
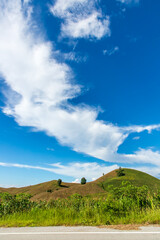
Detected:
[1,182,160,227]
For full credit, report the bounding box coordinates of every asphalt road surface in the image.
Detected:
[0,226,160,240]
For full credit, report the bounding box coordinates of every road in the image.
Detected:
[0,226,160,240]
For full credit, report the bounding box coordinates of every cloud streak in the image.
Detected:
[0,162,118,181]
[0,161,160,184]
[118,0,140,5]
[103,46,119,56]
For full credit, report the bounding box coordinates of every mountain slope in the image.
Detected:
[95,168,160,193]
[0,180,105,201]
[0,168,160,201]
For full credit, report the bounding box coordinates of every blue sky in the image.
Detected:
[0,0,160,187]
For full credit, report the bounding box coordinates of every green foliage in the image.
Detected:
[81,177,87,185]
[57,179,62,186]
[116,167,125,177]
[69,193,83,200]
[1,182,160,227]
[0,193,32,217]
[101,169,160,194]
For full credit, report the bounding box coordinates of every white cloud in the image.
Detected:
[72,179,80,183]
[50,0,110,39]
[123,124,160,134]
[0,0,160,172]
[47,148,55,152]
[122,148,160,166]
[61,12,110,40]
[63,51,87,63]
[51,0,89,17]
[134,166,160,178]
[23,0,31,3]
[103,46,119,56]
[0,184,23,188]
[133,136,140,140]
[118,0,139,5]
[49,162,119,179]
[111,148,160,167]
[0,161,118,181]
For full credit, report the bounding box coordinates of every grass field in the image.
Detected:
[1,207,160,227]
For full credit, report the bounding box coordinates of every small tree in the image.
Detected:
[47,189,52,193]
[81,177,87,185]
[57,179,62,186]
[116,167,125,177]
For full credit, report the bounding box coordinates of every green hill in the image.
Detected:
[95,168,160,193]
[0,168,160,201]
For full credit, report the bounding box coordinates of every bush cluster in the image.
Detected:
[116,167,125,177]
[0,193,33,216]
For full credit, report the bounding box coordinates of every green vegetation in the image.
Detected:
[116,167,125,177]
[99,169,160,194]
[1,181,160,227]
[81,177,87,185]
[47,189,52,193]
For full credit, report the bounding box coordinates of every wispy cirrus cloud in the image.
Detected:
[103,46,119,56]
[133,136,140,140]
[0,161,160,185]
[0,162,118,181]
[50,0,110,40]
[46,148,55,152]
[63,51,88,63]
[0,0,160,176]
[118,0,140,5]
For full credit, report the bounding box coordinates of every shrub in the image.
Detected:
[0,193,33,216]
[57,179,62,186]
[81,177,87,185]
[47,189,52,193]
[116,167,125,177]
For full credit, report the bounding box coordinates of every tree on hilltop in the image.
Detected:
[81,177,87,185]
[57,179,62,186]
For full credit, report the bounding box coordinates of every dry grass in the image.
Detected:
[0,180,105,201]
[99,224,143,230]
[1,168,160,201]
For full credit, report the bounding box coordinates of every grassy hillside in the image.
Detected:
[96,169,160,193]
[0,180,105,201]
[0,168,160,201]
